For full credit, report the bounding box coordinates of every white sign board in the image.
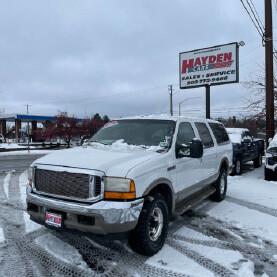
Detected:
[179,42,239,89]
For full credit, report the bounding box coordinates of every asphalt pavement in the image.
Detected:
[0,154,45,172]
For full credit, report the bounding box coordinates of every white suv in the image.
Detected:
[26,115,232,256]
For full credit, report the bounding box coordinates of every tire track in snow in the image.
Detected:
[54,231,191,277]
[167,237,235,277]
[226,196,277,218]
[182,217,277,271]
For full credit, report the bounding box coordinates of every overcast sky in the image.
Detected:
[0,0,272,120]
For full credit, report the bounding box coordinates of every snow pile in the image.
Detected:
[226,128,250,144]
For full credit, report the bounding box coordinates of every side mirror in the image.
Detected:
[190,139,203,158]
[176,139,203,159]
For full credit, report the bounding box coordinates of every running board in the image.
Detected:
[174,186,216,215]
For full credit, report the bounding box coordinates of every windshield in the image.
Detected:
[90,119,176,148]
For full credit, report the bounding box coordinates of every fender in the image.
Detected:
[142,178,176,214]
[219,157,230,175]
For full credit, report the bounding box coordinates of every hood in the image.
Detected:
[32,146,162,177]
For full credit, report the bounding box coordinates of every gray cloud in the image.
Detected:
[0,0,267,119]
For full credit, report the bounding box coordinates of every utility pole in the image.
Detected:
[265,0,275,145]
[206,85,210,119]
[25,104,31,153]
[169,85,173,116]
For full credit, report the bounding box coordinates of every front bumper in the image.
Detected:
[26,189,144,235]
[265,154,277,173]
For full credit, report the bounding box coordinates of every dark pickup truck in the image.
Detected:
[226,128,264,175]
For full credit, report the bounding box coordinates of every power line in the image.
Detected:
[246,0,264,33]
[240,0,263,38]
[249,0,264,28]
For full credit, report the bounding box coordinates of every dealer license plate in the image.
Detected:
[45,212,62,228]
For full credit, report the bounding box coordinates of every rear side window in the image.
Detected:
[209,123,230,144]
[195,122,214,148]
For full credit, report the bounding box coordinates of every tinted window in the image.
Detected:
[195,122,214,148]
[176,122,196,146]
[209,123,229,144]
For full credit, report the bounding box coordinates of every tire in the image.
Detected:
[210,167,227,202]
[254,152,263,168]
[232,157,242,175]
[128,194,169,256]
[265,167,274,181]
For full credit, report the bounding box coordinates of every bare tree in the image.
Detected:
[242,65,277,120]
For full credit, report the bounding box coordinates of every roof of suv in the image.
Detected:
[114,114,221,124]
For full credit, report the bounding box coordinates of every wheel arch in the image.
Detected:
[142,178,175,215]
[219,157,229,174]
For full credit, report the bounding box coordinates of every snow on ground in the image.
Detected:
[205,165,277,247]
[0,149,54,156]
[35,233,91,271]
[2,162,277,276]
[208,200,277,245]
[177,240,255,277]
[146,244,214,277]
[0,143,27,149]
[228,168,277,210]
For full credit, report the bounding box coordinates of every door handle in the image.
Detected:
[167,165,176,171]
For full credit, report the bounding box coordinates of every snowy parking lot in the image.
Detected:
[1,161,277,277]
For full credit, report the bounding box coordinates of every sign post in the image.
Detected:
[206,85,210,119]
[179,42,239,119]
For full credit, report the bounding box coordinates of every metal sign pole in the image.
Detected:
[206,85,210,119]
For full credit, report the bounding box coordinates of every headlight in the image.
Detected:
[104,177,136,200]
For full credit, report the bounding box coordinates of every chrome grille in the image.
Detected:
[34,169,101,200]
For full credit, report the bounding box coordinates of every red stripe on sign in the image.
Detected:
[213,61,234,69]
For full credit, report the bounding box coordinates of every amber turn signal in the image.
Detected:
[28,178,32,187]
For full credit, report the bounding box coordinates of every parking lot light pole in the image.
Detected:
[179,97,202,116]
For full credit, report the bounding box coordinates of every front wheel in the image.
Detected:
[128,194,169,256]
[210,167,227,202]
